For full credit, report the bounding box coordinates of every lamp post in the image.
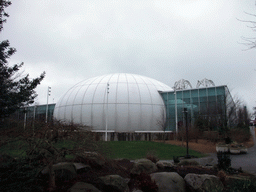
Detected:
[174,88,178,135]
[173,83,178,139]
[105,83,109,141]
[183,107,190,159]
[46,86,51,123]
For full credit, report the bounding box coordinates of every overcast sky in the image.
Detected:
[2,0,256,112]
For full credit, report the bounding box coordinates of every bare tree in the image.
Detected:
[239,3,256,49]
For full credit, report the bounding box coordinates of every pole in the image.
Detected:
[33,105,36,134]
[105,83,109,141]
[24,107,27,130]
[175,89,178,135]
[183,107,190,158]
[46,86,51,123]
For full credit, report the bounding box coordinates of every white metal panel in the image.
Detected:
[116,83,129,104]
[106,104,116,131]
[108,74,119,83]
[128,104,141,131]
[83,84,97,103]
[107,83,117,104]
[138,84,151,104]
[116,104,129,131]
[72,105,82,124]
[117,74,128,83]
[93,83,107,104]
[140,105,153,131]
[68,86,81,106]
[91,104,104,129]
[54,73,172,132]
[81,104,92,126]
[73,85,88,105]
[128,83,141,104]
[64,105,73,122]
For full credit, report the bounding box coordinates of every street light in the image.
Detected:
[174,88,178,135]
[183,107,191,159]
[105,83,109,141]
[46,86,51,123]
[173,82,178,138]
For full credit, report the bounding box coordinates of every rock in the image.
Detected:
[131,158,158,175]
[42,162,77,181]
[99,175,129,192]
[132,190,143,192]
[184,173,224,192]
[156,161,174,170]
[150,172,185,192]
[73,162,91,174]
[68,182,102,192]
[75,152,106,168]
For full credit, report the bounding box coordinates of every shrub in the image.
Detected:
[226,178,256,192]
[230,128,251,143]
[177,126,202,142]
[217,170,227,183]
[217,152,231,171]
[0,120,107,191]
[173,156,180,164]
[135,172,158,192]
[178,160,199,166]
[146,150,159,163]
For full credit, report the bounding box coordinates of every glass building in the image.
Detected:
[13,104,56,123]
[159,85,236,132]
[10,75,236,135]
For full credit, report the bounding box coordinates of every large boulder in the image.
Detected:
[131,158,158,175]
[184,173,224,192]
[156,161,174,170]
[68,182,101,192]
[150,172,186,192]
[42,162,77,181]
[75,152,106,168]
[99,175,129,192]
[73,162,91,174]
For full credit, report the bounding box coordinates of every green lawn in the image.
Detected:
[0,139,206,160]
[105,141,206,160]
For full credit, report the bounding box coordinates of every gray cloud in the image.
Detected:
[2,0,256,111]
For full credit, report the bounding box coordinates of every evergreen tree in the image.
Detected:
[0,0,45,120]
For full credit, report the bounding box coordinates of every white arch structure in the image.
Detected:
[196,78,215,88]
[173,79,193,90]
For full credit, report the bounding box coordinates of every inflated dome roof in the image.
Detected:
[53,73,172,132]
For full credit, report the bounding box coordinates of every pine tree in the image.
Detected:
[0,0,45,120]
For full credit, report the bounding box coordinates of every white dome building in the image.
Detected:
[53,73,172,133]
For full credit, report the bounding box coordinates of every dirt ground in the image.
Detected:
[157,133,255,154]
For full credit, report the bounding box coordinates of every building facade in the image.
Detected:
[160,85,236,132]
[12,75,236,140]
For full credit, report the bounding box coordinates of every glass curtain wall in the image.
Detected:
[160,86,235,132]
[14,104,56,123]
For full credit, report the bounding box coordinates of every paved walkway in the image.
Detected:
[160,127,256,175]
[206,126,256,175]
[228,126,256,175]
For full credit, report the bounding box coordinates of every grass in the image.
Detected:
[0,140,28,157]
[105,141,206,160]
[0,139,206,160]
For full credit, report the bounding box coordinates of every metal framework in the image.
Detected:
[173,79,193,90]
[196,78,215,88]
